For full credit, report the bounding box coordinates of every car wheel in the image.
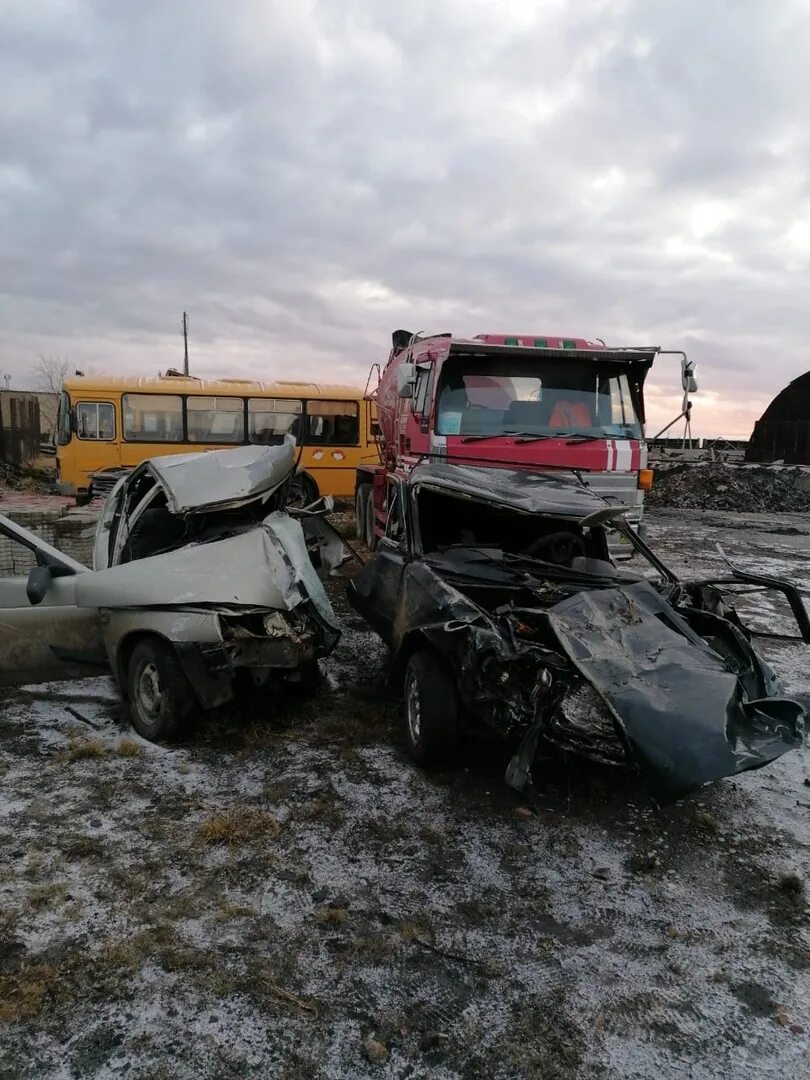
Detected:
[364,490,378,550]
[403,650,458,767]
[126,637,195,742]
[287,472,318,509]
[355,484,370,543]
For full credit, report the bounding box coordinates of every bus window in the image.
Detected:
[187,396,245,443]
[76,402,115,440]
[248,398,302,444]
[305,400,359,445]
[123,394,183,442]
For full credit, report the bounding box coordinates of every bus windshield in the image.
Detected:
[435,357,642,439]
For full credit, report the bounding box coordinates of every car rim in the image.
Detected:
[137,661,163,719]
[405,672,421,744]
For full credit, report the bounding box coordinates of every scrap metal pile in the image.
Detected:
[646,462,810,512]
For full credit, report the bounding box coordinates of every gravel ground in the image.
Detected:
[0,510,808,1079]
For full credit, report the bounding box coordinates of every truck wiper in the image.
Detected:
[460,431,603,444]
[460,431,537,443]
[517,432,601,444]
[461,431,564,443]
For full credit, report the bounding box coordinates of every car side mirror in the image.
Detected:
[26,564,52,606]
[396,362,415,398]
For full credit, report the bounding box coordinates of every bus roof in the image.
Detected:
[61,375,365,397]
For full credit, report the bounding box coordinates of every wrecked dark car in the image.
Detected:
[347,464,809,802]
[0,442,343,741]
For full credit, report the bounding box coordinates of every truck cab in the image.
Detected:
[356,331,673,554]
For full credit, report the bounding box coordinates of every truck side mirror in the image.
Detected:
[396,362,415,398]
[681,358,698,395]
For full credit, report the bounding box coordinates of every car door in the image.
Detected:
[92,475,127,570]
[0,515,107,686]
[348,479,409,645]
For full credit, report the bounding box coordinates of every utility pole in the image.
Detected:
[182,312,189,376]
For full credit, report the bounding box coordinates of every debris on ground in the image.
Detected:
[646,462,810,512]
[0,460,54,495]
[363,1037,389,1065]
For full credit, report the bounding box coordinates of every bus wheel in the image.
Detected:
[287,473,318,509]
[355,484,370,542]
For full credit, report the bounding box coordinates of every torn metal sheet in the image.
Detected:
[546,581,804,800]
[408,462,630,522]
[137,440,296,515]
[77,525,303,611]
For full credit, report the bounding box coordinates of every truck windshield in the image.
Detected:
[435,357,642,440]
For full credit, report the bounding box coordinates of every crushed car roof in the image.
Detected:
[133,441,295,515]
[408,463,629,521]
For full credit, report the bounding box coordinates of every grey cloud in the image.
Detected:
[1,0,809,434]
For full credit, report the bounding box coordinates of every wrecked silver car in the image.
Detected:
[347,464,809,802]
[0,442,342,740]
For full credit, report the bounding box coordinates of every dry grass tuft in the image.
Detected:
[196,806,280,846]
[695,811,719,833]
[0,962,60,1022]
[63,836,105,860]
[255,970,318,1016]
[55,738,107,763]
[216,900,257,921]
[99,938,143,972]
[315,906,347,926]
[28,883,68,911]
[776,872,805,900]
[116,738,143,758]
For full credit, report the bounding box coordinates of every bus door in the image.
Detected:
[71,399,121,483]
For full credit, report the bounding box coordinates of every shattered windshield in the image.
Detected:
[434,356,642,439]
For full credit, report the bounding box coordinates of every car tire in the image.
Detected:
[364,490,378,551]
[403,650,458,767]
[287,473,318,509]
[355,484,370,543]
[126,637,196,742]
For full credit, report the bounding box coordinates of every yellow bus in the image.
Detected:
[55,375,380,503]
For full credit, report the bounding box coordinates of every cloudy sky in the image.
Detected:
[2,0,809,438]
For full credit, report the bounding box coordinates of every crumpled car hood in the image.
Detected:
[144,441,295,515]
[547,580,805,801]
[76,511,339,634]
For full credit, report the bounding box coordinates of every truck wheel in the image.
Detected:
[355,484,370,543]
[364,490,378,550]
[403,650,458,767]
[126,637,196,742]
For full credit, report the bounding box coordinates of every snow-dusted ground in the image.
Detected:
[0,509,808,1079]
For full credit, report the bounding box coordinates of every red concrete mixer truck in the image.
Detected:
[355,331,697,553]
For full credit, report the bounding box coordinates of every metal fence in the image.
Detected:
[0,392,41,465]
